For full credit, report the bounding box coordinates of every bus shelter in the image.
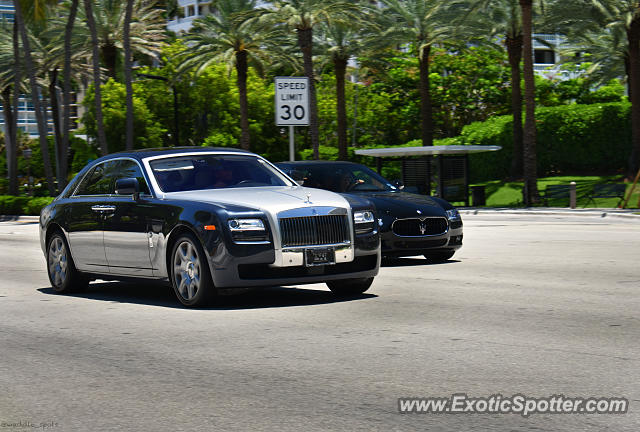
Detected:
[354,145,501,206]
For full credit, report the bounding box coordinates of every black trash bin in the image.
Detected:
[471,185,486,207]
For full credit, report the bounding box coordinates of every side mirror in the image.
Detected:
[392,179,405,190]
[115,178,140,198]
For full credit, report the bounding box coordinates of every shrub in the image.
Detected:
[460,102,632,181]
[0,196,55,215]
[0,196,29,215]
[22,197,55,215]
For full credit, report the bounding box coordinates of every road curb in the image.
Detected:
[0,215,40,223]
[460,208,640,220]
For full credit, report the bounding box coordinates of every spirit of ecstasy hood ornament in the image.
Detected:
[305,192,312,204]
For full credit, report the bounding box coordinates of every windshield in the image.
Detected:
[287,163,395,193]
[149,154,293,193]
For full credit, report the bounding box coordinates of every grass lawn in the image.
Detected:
[464,175,640,208]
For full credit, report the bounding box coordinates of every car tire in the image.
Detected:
[47,231,88,293]
[424,251,455,262]
[170,233,216,307]
[326,277,374,296]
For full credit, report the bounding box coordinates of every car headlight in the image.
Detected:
[354,210,375,234]
[445,209,460,220]
[228,218,269,243]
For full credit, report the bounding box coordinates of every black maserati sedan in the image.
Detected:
[276,161,463,261]
[40,148,380,307]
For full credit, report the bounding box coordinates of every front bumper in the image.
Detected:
[381,219,463,257]
[207,232,380,289]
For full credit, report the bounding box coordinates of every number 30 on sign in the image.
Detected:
[275,77,309,126]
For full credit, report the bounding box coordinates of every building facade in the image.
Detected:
[167,0,214,34]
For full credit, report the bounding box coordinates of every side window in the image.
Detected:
[115,160,151,195]
[75,161,119,195]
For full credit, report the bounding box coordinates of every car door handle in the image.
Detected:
[91,205,116,212]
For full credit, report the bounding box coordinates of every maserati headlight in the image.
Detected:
[446,209,460,220]
[228,218,269,243]
[354,210,375,234]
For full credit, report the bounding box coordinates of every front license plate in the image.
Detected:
[305,248,335,266]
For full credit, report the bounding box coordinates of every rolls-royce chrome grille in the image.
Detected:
[279,215,350,247]
[392,217,448,237]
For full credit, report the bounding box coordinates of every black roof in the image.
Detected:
[95,147,254,162]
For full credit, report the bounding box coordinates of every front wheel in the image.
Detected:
[47,232,88,293]
[170,233,216,307]
[424,251,455,262]
[327,277,374,296]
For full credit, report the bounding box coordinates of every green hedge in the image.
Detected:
[461,102,632,181]
[0,196,54,216]
[301,103,632,183]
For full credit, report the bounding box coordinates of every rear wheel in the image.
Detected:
[170,233,216,307]
[424,251,455,262]
[47,232,88,293]
[327,277,374,296]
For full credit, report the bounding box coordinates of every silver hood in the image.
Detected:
[163,185,357,266]
[162,185,350,215]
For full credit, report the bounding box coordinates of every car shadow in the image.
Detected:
[37,282,377,310]
[382,257,461,267]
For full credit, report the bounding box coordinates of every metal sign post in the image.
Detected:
[289,125,295,162]
[275,77,309,161]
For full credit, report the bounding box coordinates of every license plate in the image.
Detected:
[305,248,335,266]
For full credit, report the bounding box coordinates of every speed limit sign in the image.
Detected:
[275,77,309,126]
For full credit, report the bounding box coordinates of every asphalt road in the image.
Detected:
[0,214,638,431]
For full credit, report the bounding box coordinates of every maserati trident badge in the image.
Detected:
[419,222,427,235]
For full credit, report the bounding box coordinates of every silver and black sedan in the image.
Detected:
[277,161,463,262]
[40,148,380,307]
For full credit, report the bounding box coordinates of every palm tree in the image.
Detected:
[264,0,359,159]
[61,0,79,187]
[377,0,458,148]
[13,0,55,195]
[547,0,640,177]
[72,0,166,80]
[0,20,19,195]
[182,0,297,151]
[457,0,524,178]
[124,0,134,151]
[519,0,539,205]
[315,15,378,160]
[83,0,108,155]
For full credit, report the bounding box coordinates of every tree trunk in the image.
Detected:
[49,69,64,188]
[335,55,348,161]
[83,0,108,155]
[235,50,251,151]
[61,0,79,189]
[520,0,539,205]
[13,0,56,196]
[418,44,433,146]
[124,0,134,151]
[297,27,320,159]
[11,20,19,195]
[627,17,640,176]
[506,34,524,179]
[2,87,18,195]
[101,44,118,80]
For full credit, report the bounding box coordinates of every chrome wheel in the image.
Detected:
[48,236,68,287]
[173,240,202,301]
